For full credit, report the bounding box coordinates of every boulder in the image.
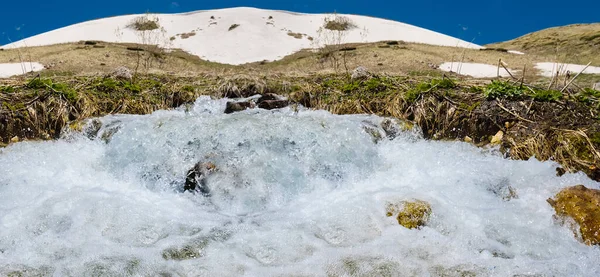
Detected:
[184,162,217,196]
[256,93,289,110]
[224,101,255,114]
[351,66,370,80]
[386,200,432,229]
[547,185,600,245]
[112,66,133,81]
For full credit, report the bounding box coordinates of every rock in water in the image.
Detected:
[386,200,432,229]
[547,185,600,245]
[380,118,414,140]
[224,101,255,114]
[184,162,217,196]
[257,93,289,110]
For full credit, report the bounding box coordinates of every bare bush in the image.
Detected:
[128,16,160,31]
[314,13,361,74]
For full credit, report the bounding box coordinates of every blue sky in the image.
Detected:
[1,0,598,45]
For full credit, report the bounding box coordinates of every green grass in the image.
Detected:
[484,80,565,102]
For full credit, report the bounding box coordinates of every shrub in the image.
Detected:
[324,15,356,31]
[228,24,240,31]
[128,15,160,31]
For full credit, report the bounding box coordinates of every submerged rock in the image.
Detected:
[162,229,232,261]
[162,238,209,261]
[380,118,414,140]
[362,121,384,143]
[486,178,518,201]
[386,200,432,229]
[184,162,217,196]
[547,185,600,245]
[224,101,255,114]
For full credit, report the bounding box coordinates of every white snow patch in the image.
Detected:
[0,62,44,78]
[439,62,514,78]
[2,7,481,65]
[508,50,525,55]
[535,62,600,77]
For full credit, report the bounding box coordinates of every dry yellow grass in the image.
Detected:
[487,23,600,65]
[1,40,547,82]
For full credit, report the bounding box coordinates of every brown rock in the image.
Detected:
[224,101,255,114]
[547,185,600,245]
[256,93,289,110]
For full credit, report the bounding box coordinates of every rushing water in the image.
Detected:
[0,97,598,276]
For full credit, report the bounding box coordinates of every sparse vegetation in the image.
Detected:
[179,32,196,39]
[324,14,356,31]
[287,32,303,39]
[128,15,160,31]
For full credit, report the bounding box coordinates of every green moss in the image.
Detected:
[342,81,361,93]
[123,82,142,93]
[182,85,195,92]
[590,132,600,145]
[0,85,15,93]
[431,78,456,89]
[484,80,526,99]
[27,78,53,89]
[532,89,562,102]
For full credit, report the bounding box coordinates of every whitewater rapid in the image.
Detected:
[0,97,598,276]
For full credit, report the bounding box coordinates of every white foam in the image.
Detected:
[2,7,481,65]
[535,62,600,77]
[439,62,515,78]
[0,97,598,276]
[0,62,44,78]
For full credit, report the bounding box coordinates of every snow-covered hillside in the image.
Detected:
[2,7,481,65]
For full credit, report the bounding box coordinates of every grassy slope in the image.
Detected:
[487,23,600,65]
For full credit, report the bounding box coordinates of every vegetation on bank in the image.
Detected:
[1,73,599,180]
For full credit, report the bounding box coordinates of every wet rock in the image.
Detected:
[99,122,121,143]
[547,185,600,245]
[351,66,370,80]
[256,93,289,110]
[184,162,217,196]
[224,101,255,114]
[111,66,133,81]
[556,167,567,177]
[386,200,432,229]
[380,118,414,140]
[362,121,384,143]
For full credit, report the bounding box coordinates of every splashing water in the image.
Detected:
[0,97,598,276]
